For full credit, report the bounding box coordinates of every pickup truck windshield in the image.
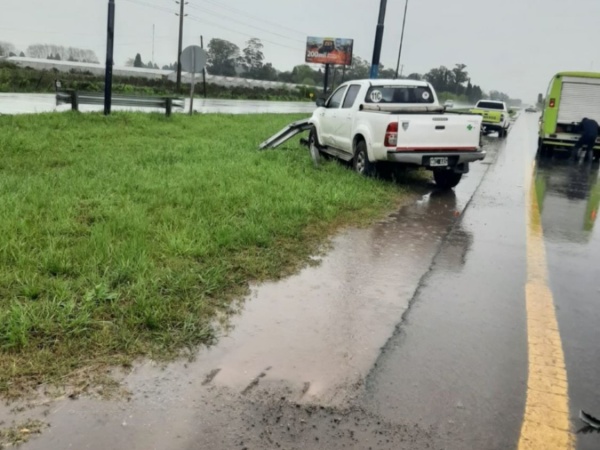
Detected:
[365,85,435,104]
[477,102,504,110]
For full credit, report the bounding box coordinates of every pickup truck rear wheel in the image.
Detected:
[354,140,376,177]
[433,169,463,189]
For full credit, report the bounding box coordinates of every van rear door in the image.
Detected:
[558,76,600,124]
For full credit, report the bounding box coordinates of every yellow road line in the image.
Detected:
[518,163,574,449]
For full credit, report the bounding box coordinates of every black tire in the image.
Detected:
[498,127,507,138]
[353,140,376,177]
[433,170,463,189]
[309,127,332,163]
[536,139,547,158]
[308,127,323,166]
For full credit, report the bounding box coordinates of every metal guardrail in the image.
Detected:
[259,118,312,150]
[56,91,184,116]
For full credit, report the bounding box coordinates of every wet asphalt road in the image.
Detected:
[2,113,600,449]
[538,159,600,449]
[0,93,316,115]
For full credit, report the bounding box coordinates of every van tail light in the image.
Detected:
[384,122,398,147]
[549,98,556,108]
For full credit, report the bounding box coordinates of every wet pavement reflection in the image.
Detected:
[364,117,529,450]
[534,157,600,450]
[534,158,600,244]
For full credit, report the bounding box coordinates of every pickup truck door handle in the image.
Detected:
[435,125,446,130]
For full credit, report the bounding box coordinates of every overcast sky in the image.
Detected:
[2,0,600,101]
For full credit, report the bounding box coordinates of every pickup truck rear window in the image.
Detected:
[365,85,434,104]
[476,101,504,110]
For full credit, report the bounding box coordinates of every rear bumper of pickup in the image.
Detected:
[386,150,486,167]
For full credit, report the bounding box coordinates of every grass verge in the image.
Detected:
[0,112,411,398]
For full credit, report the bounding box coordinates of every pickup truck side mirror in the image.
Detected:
[316,97,326,108]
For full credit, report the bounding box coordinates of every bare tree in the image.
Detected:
[0,41,17,56]
[26,44,99,63]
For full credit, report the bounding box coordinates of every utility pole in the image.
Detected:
[370,0,388,79]
[201,35,207,98]
[395,0,409,79]
[176,0,187,91]
[152,24,155,65]
[104,0,115,115]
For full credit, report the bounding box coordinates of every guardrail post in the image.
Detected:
[71,91,79,112]
[165,98,172,117]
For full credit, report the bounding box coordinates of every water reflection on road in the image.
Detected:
[534,158,600,244]
[534,156,600,450]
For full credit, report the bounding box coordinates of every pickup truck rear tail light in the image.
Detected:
[384,122,398,147]
[501,114,505,121]
[549,98,556,108]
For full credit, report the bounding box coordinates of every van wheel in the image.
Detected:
[354,140,376,177]
[537,140,553,158]
[433,170,463,189]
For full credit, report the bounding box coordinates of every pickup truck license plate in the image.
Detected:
[429,157,448,167]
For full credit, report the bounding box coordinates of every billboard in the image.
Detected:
[305,37,353,66]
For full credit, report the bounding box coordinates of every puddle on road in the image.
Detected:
[188,190,470,404]
[2,189,471,450]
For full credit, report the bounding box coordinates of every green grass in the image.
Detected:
[0,112,410,397]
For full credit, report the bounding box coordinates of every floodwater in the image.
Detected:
[0,93,316,115]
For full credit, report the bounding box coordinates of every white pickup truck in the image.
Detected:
[308,79,485,189]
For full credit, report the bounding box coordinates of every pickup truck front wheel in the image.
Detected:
[433,169,463,189]
[354,140,376,177]
[308,127,323,166]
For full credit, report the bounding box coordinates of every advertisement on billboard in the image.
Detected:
[305,37,354,66]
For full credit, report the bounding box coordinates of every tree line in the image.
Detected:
[0,40,99,63]
[127,37,500,103]
[196,37,512,103]
[2,36,514,102]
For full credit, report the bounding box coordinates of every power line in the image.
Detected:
[197,0,307,36]
[186,2,305,44]
[186,14,304,52]
[117,0,307,50]
[121,0,174,14]
[119,0,306,65]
